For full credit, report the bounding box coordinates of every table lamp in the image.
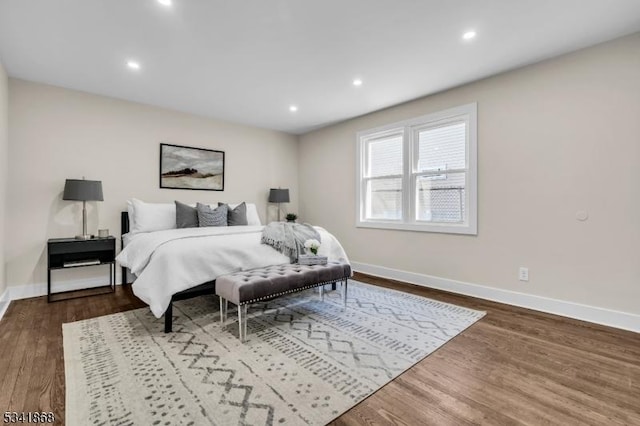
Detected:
[63,178,104,240]
[268,188,290,221]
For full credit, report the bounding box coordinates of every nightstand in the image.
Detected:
[47,237,116,302]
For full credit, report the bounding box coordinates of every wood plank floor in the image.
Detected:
[0,273,638,425]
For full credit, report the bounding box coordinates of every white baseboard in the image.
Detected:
[0,278,121,322]
[9,277,119,301]
[0,288,9,322]
[352,261,640,333]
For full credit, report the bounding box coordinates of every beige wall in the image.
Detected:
[299,33,640,315]
[0,60,7,297]
[7,79,298,289]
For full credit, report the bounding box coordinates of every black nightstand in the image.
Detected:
[47,237,116,302]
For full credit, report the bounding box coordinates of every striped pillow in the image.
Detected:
[196,203,228,227]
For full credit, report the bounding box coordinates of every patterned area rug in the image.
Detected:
[63,280,485,425]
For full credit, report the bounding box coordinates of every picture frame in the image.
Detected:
[159,143,225,191]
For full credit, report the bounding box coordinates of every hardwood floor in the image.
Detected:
[0,273,638,425]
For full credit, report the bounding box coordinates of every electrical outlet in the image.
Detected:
[519,267,529,282]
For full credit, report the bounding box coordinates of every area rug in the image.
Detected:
[63,280,485,425]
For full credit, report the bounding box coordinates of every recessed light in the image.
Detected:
[353,78,363,86]
[289,105,298,112]
[157,0,172,6]
[462,30,477,40]
[127,60,141,70]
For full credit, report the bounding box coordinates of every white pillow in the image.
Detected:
[229,202,261,226]
[246,203,262,226]
[126,199,137,233]
[129,199,177,233]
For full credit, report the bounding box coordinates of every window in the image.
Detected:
[356,103,477,234]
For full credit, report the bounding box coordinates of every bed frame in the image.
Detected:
[121,211,216,333]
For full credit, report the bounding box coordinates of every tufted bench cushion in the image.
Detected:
[216,262,351,341]
[216,262,351,306]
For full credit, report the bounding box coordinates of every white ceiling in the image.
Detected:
[1,1,640,134]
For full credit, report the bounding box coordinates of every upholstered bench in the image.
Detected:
[216,262,351,341]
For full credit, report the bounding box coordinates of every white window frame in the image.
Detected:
[356,103,477,235]
[360,127,405,222]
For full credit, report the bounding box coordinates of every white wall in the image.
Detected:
[7,79,298,290]
[298,33,640,317]
[0,60,8,300]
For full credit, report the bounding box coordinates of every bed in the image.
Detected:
[120,211,217,332]
[117,202,349,332]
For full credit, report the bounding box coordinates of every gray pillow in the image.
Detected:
[175,201,198,228]
[197,203,228,227]
[218,202,248,226]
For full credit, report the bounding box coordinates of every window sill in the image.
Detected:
[356,220,477,235]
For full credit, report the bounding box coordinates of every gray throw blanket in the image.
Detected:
[261,222,321,262]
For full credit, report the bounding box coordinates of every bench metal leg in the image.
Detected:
[219,297,228,324]
[238,304,243,342]
[319,285,324,302]
[243,305,248,340]
[238,304,248,342]
[342,278,348,309]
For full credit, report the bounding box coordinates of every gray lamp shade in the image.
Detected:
[63,179,104,201]
[268,188,290,203]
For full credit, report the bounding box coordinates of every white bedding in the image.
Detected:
[117,226,349,318]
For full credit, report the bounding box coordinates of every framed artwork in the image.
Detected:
[160,143,225,191]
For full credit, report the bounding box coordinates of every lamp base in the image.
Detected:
[75,234,93,240]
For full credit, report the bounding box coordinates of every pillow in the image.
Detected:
[126,199,137,233]
[197,203,228,227]
[129,199,177,233]
[218,202,248,226]
[245,203,261,226]
[225,202,261,226]
[175,201,198,228]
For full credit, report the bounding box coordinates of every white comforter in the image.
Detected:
[117,226,349,318]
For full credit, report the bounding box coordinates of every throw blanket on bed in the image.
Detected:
[261,222,321,262]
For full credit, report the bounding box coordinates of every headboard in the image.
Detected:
[121,211,130,235]
[121,211,130,285]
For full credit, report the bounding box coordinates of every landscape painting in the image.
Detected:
[160,143,225,191]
